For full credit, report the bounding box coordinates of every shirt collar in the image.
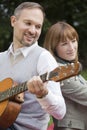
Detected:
[8,41,38,57]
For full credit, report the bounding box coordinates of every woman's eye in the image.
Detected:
[62,42,67,46]
[72,39,76,43]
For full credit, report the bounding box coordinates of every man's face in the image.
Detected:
[11,8,44,48]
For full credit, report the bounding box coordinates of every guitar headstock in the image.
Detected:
[48,62,81,82]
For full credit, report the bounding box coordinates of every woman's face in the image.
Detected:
[56,38,78,61]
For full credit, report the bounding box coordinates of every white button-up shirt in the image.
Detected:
[0,42,66,130]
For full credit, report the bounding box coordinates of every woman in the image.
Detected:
[44,21,87,130]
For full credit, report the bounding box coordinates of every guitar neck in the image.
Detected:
[0,62,80,102]
[0,73,47,102]
[0,82,27,102]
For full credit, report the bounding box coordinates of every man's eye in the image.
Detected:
[36,25,41,29]
[26,22,31,25]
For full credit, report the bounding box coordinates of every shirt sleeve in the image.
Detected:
[36,50,66,120]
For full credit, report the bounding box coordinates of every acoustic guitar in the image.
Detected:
[0,62,81,129]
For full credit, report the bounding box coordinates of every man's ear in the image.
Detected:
[10,15,17,27]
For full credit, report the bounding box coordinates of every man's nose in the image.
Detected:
[28,25,36,34]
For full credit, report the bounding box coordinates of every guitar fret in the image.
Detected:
[10,87,16,97]
[10,82,27,96]
[0,82,27,102]
[0,88,11,102]
[49,71,59,79]
[40,73,47,82]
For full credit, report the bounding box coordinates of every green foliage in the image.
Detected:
[81,70,87,80]
[0,0,87,68]
[48,116,53,126]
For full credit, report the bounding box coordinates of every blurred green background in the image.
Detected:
[0,0,87,70]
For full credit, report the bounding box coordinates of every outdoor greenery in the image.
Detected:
[0,0,87,69]
[81,70,87,79]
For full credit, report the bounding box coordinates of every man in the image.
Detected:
[0,2,66,130]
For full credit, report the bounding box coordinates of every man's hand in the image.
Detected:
[27,76,48,98]
[15,93,24,103]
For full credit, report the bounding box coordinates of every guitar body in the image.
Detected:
[0,78,21,129]
[0,62,81,129]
